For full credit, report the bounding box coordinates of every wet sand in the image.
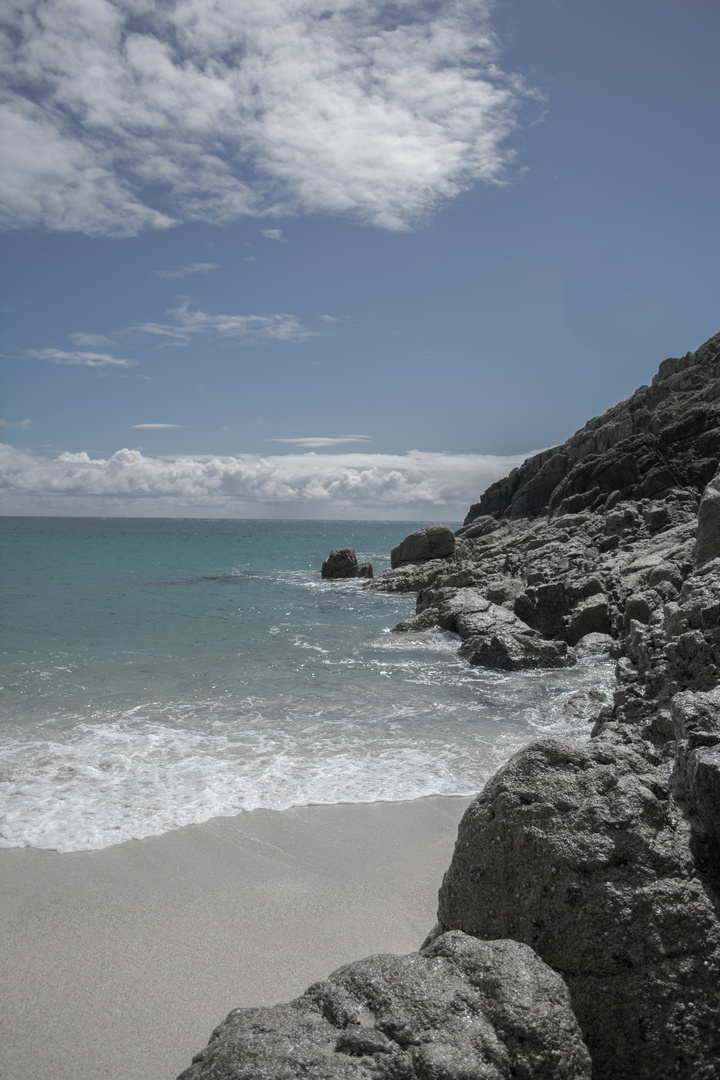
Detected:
[0,795,470,1080]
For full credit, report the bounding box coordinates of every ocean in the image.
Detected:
[0,517,614,852]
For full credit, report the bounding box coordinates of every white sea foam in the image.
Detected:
[0,654,615,853]
[0,518,617,854]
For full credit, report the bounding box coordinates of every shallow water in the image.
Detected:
[0,517,614,852]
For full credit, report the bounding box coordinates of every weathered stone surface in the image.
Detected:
[696,466,720,566]
[455,515,501,540]
[365,558,450,593]
[460,629,574,671]
[398,586,575,670]
[390,524,455,568]
[567,594,611,644]
[390,607,440,633]
[562,686,609,722]
[572,631,615,657]
[321,549,373,580]
[437,736,720,1080]
[671,688,720,876]
[178,931,591,1080]
[513,582,572,640]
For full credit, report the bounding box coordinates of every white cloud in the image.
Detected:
[261,229,285,241]
[68,333,117,348]
[134,302,320,345]
[1,0,533,237]
[27,348,138,367]
[154,263,219,278]
[131,423,185,429]
[0,443,532,519]
[0,418,33,430]
[269,435,371,447]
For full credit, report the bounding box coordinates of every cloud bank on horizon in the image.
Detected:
[0,444,530,519]
[0,0,530,236]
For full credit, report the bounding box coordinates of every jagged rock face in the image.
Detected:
[436,736,720,1080]
[466,333,720,524]
[178,931,591,1080]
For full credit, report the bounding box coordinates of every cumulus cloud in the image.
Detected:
[269,435,371,447]
[154,263,219,278]
[27,348,138,367]
[1,0,533,237]
[0,443,532,519]
[134,302,320,345]
[0,418,33,430]
[261,229,285,241]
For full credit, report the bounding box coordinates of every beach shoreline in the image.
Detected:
[0,795,470,1080]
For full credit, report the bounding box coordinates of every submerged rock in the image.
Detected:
[178,931,591,1080]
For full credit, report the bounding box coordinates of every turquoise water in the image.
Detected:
[0,518,613,852]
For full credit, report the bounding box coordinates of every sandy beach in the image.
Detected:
[0,795,470,1080]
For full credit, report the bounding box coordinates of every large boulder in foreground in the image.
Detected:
[390,524,455,568]
[437,736,720,1080]
[321,548,373,579]
[178,931,591,1080]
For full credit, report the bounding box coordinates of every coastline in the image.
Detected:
[0,795,470,1080]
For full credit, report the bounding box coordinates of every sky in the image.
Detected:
[1,0,718,520]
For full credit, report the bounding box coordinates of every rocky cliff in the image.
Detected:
[178,333,720,1080]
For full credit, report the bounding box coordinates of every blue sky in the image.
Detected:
[1,0,717,519]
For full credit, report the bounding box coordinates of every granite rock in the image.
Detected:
[178,931,591,1080]
[436,736,720,1080]
[390,524,455,568]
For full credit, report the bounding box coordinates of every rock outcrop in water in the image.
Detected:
[322,548,373,579]
[179,333,720,1080]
